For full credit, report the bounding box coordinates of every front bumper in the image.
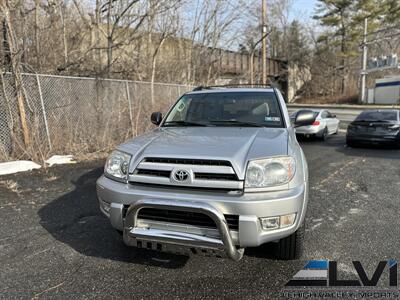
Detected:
[97,175,308,260]
[295,125,323,136]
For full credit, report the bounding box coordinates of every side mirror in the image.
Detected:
[151,112,162,125]
[331,114,336,118]
[294,111,316,127]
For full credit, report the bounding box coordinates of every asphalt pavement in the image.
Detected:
[0,133,399,299]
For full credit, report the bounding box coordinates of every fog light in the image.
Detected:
[260,217,280,230]
[280,213,296,228]
[260,213,296,231]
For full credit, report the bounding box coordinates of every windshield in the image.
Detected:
[355,111,398,122]
[163,92,284,128]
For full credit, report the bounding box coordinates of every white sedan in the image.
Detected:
[290,109,340,140]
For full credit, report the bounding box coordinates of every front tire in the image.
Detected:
[275,223,305,260]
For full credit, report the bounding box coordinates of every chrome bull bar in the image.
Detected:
[123,199,244,261]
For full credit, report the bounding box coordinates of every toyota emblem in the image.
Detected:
[173,169,190,182]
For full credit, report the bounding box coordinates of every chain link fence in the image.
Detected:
[0,73,192,161]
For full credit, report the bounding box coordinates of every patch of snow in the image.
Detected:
[310,222,322,231]
[349,208,362,214]
[0,161,41,176]
[45,155,76,167]
[312,218,323,222]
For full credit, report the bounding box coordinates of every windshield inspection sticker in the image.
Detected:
[177,102,186,112]
[265,116,280,122]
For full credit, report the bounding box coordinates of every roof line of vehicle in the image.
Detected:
[185,88,275,94]
[192,84,275,91]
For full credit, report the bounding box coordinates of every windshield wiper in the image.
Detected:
[163,120,209,127]
[208,119,266,127]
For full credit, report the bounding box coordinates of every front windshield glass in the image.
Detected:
[163,92,284,127]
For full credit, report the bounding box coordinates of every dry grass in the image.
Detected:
[0,179,21,195]
[0,74,188,163]
[44,175,59,182]
[0,98,161,163]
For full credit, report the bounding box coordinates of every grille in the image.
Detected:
[136,169,237,181]
[129,157,243,190]
[136,169,170,177]
[137,208,239,231]
[129,182,242,193]
[195,172,237,181]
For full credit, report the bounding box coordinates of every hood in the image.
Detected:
[118,127,288,179]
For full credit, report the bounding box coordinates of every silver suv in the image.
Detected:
[96,86,315,261]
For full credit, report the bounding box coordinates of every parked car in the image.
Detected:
[97,86,315,261]
[346,109,400,147]
[290,109,340,140]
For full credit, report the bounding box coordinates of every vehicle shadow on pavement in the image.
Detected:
[245,243,277,259]
[37,166,189,269]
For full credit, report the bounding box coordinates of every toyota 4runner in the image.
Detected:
[96,86,315,261]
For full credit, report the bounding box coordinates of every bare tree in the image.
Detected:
[58,0,68,65]
[0,0,30,147]
[34,0,40,70]
[183,0,246,84]
[149,8,179,104]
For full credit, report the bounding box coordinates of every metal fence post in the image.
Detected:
[36,74,52,151]
[125,81,134,136]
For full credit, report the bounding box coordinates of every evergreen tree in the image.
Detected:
[384,0,400,24]
[287,20,309,67]
[313,0,356,94]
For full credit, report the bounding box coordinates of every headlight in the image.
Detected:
[245,156,296,188]
[104,150,132,182]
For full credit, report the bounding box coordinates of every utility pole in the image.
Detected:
[261,0,267,85]
[360,18,368,104]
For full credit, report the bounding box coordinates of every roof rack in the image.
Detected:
[192,83,275,91]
